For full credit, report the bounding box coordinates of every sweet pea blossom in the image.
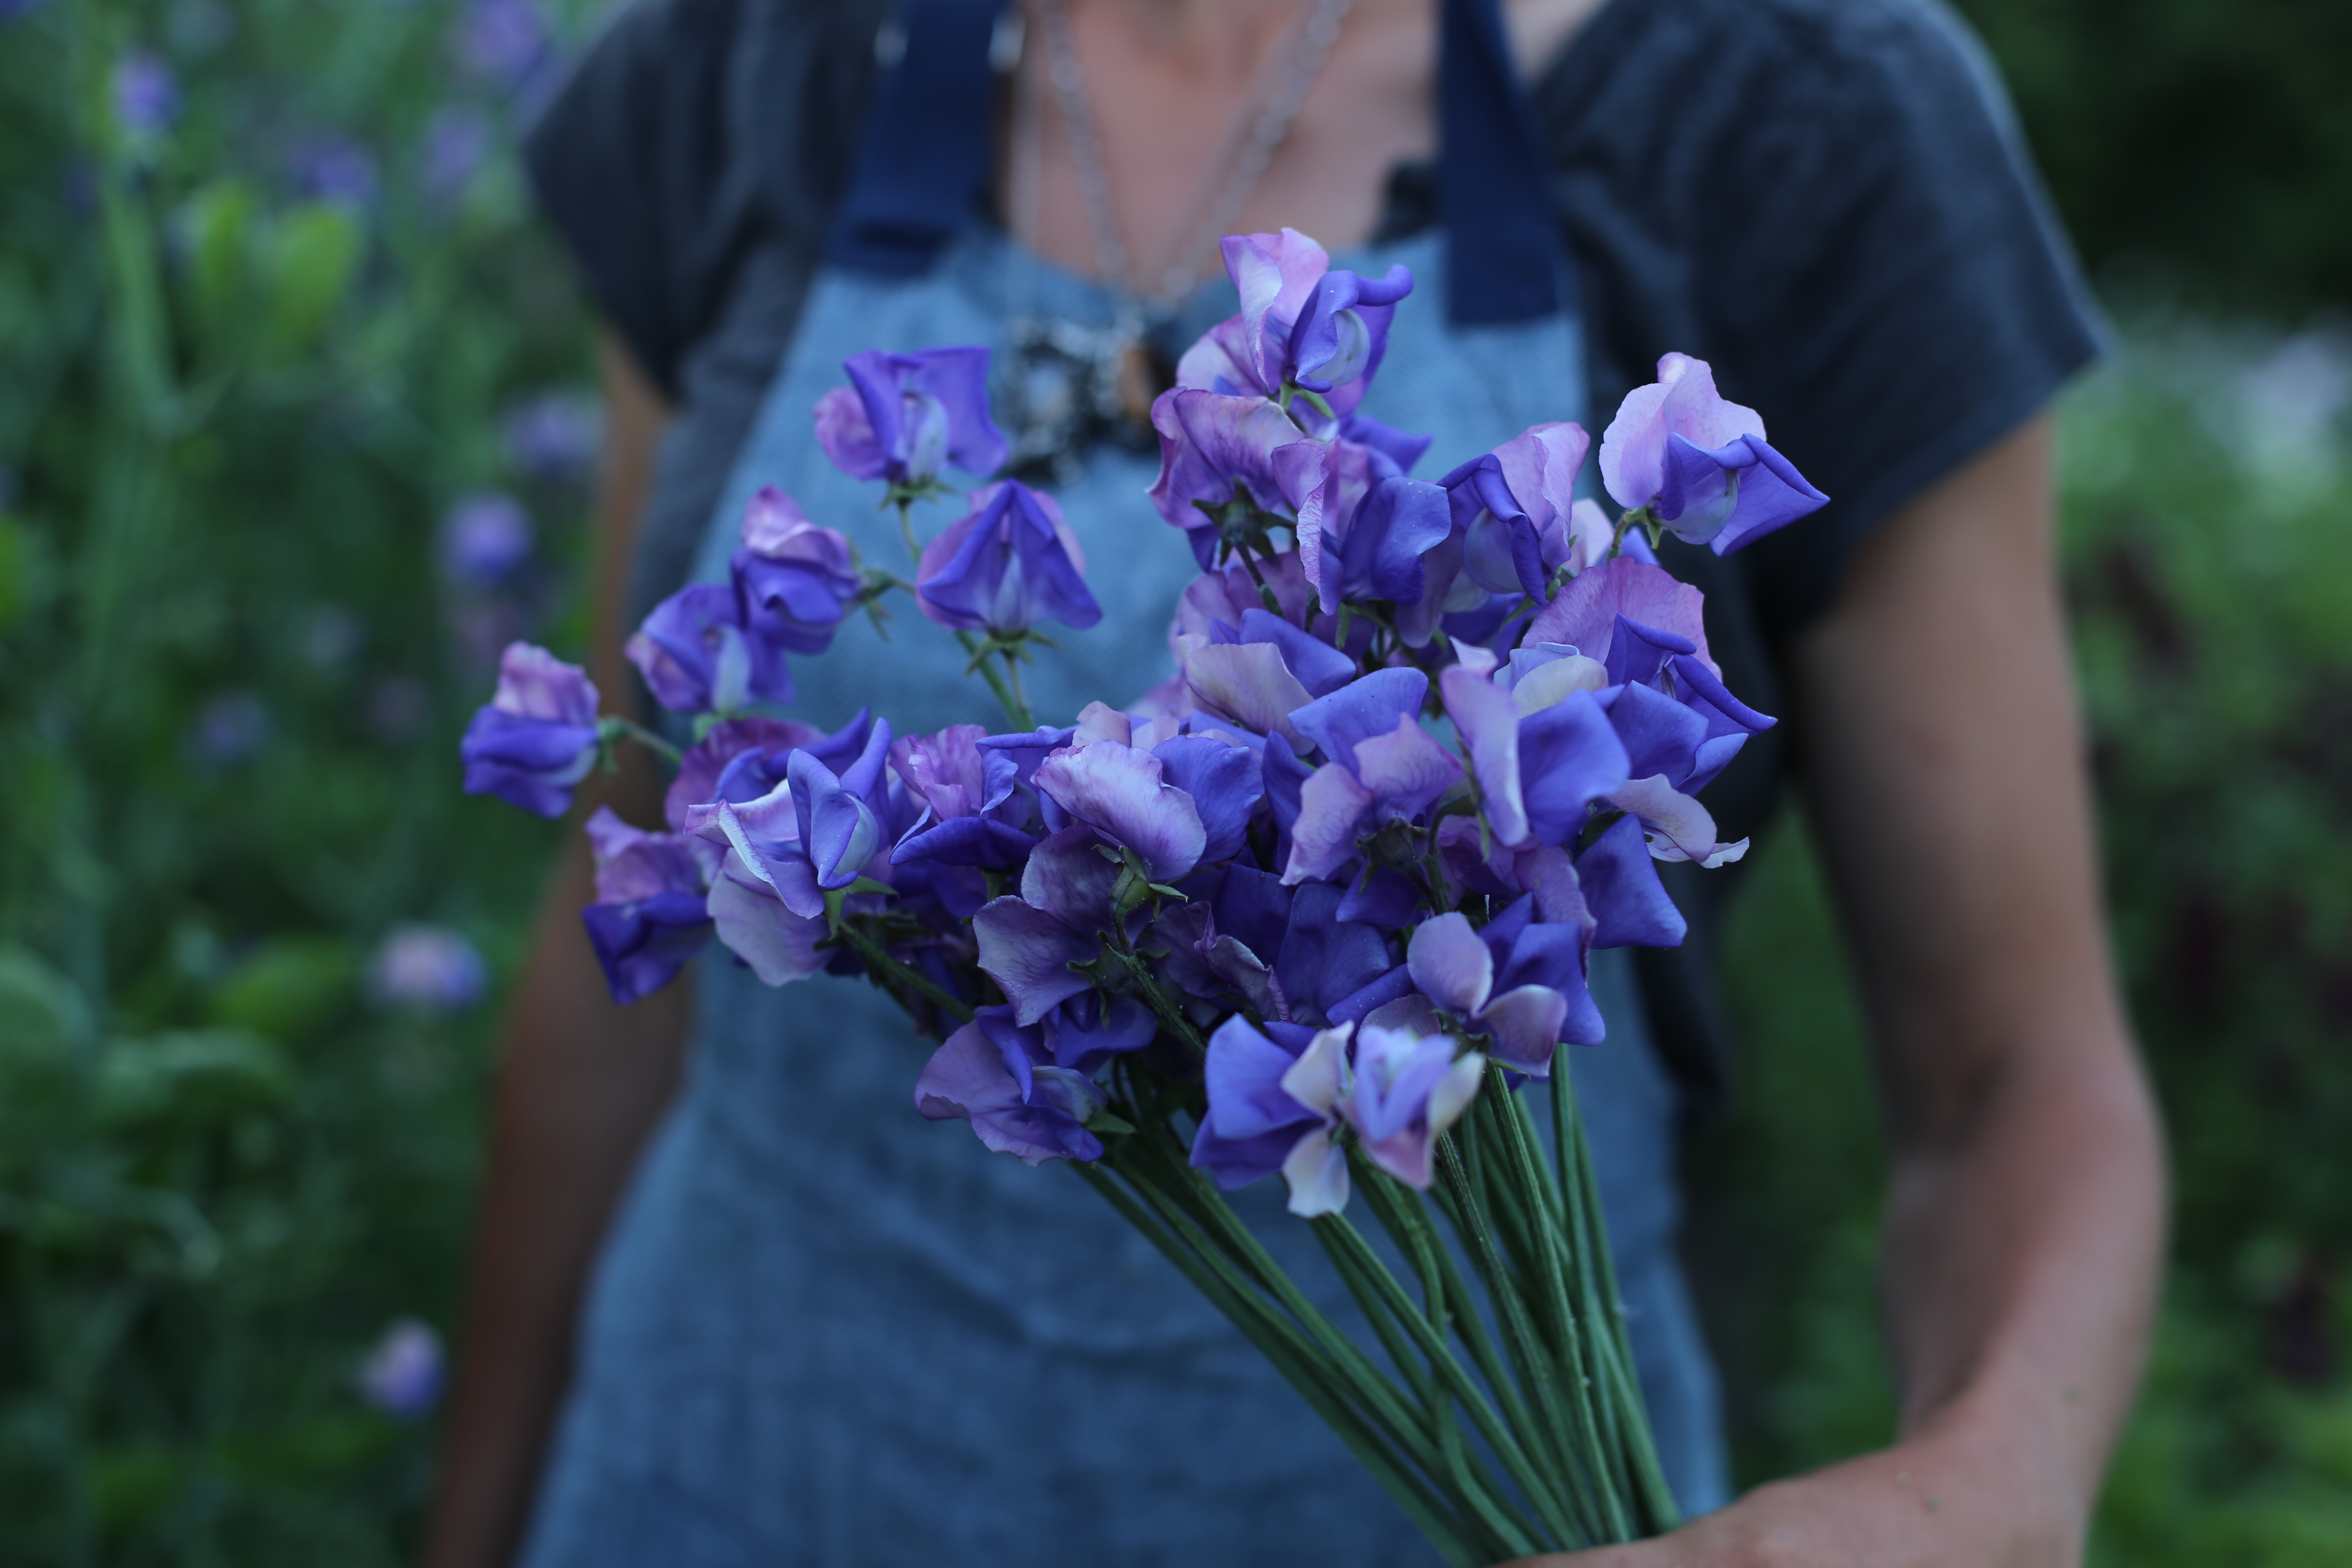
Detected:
[815,346,1007,488]
[355,1318,444,1420]
[1598,354,1828,554]
[914,1001,1149,1165]
[1296,1017,1486,1194]
[1439,421,1591,601]
[1146,388,1325,566]
[1177,230,1414,426]
[1404,911,1584,1074]
[686,715,899,921]
[1283,669,1464,885]
[1190,1016,1348,1214]
[580,807,717,1004]
[973,827,1136,1023]
[915,480,1101,637]
[733,486,861,653]
[459,641,600,818]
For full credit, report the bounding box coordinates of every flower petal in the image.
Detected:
[1406,912,1494,1017]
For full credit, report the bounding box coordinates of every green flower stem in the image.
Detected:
[600,715,683,768]
[1072,1164,1490,1568]
[951,631,1028,729]
[1315,1207,1584,1551]
[828,921,976,1028]
[998,649,1034,731]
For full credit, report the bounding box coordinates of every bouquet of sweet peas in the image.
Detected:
[459,230,1825,1564]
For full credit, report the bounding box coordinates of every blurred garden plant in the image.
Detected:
[0,1,603,1561]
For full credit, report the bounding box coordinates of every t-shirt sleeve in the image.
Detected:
[1620,0,2105,639]
[521,0,748,398]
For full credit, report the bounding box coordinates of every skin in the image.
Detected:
[421,2,2163,1562]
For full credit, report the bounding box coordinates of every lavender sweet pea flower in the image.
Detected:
[439,491,533,589]
[1405,912,1574,1074]
[1598,353,1827,554]
[367,925,488,1013]
[1439,664,1631,850]
[914,1005,1110,1165]
[459,642,600,818]
[1525,555,1717,675]
[626,581,790,714]
[814,346,1007,487]
[355,1319,444,1420]
[891,722,1042,872]
[915,480,1101,637]
[732,485,860,654]
[1190,1016,1350,1214]
[664,717,824,829]
[705,849,832,984]
[1439,421,1591,601]
[580,807,717,1004]
[1605,773,1749,868]
[1326,1019,1485,1192]
[1274,882,1405,1026]
[1147,388,1324,564]
[972,826,1127,1023]
[1182,230,1413,426]
[111,51,178,141]
[1282,670,1464,885]
[687,717,897,916]
[1031,739,1207,882]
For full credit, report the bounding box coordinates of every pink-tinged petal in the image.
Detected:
[889,723,991,822]
[1597,352,1764,510]
[913,1021,1103,1166]
[1280,1125,1351,1217]
[1185,641,1314,745]
[706,862,827,984]
[1439,665,1528,847]
[1363,992,1445,1037]
[1073,701,1131,747]
[586,806,718,903]
[1478,986,1567,1075]
[973,895,1098,1024]
[1174,314,1269,398]
[1406,912,1494,1018]
[1451,638,1501,677]
[1349,716,1464,821]
[492,641,600,726]
[1278,1023,1354,1116]
[1606,774,1750,867]
[704,794,827,918]
[1281,762,1375,884]
[1146,389,1309,530]
[1222,228,1331,387]
[1492,421,1589,537]
[1553,497,1616,576]
[1525,556,1717,677]
[1018,825,1123,932]
[1032,741,1207,882]
[813,384,887,482]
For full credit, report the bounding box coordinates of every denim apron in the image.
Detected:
[521,2,1727,1561]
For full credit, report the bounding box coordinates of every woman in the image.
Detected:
[426,0,2164,1563]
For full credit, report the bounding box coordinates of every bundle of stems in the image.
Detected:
[1076,1054,1680,1565]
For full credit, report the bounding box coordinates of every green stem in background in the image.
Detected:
[599,715,683,768]
[998,649,1034,730]
[894,496,924,566]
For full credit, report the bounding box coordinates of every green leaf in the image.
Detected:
[263,204,362,357]
[94,1028,292,1132]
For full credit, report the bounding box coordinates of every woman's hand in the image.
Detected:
[1516,415,2162,1568]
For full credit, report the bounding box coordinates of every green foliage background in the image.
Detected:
[0,0,2346,1562]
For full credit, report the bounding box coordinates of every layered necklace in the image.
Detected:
[998,0,1355,475]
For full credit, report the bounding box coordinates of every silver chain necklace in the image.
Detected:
[998,0,1354,475]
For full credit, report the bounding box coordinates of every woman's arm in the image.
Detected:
[1531,415,2168,1566]
[420,336,689,1568]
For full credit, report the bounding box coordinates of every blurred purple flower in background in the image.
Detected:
[454,0,550,88]
[459,641,600,816]
[298,138,379,209]
[815,347,1007,489]
[422,105,493,204]
[368,924,487,1013]
[439,491,533,589]
[190,691,270,769]
[354,1317,444,1419]
[500,390,600,483]
[111,51,179,141]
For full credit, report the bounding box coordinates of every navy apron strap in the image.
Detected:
[830,0,1008,275]
[1439,0,1564,324]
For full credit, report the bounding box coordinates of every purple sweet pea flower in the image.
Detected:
[580,807,717,1004]
[915,1004,1115,1165]
[814,346,1007,488]
[914,480,1100,637]
[1309,466,1453,619]
[459,642,600,818]
[889,723,1047,870]
[1190,1016,1351,1214]
[1271,881,1401,1026]
[1146,388,1326,565]
[440,491,533,589]
[500,390,600,482]
[1178,230,1413,427]
[455,0,551,89]
[423,106,492,204]
[626,581,791,715]
[688,716,899,919]
[971,825,1130,1024]
[355,1318,444,1420]
[1524,555,1717,675]
[733,485,861,654]
[1439,663,1632,851]
[1405,911,1576,1074]
[1031,738,1208,882]
[1439,421,1590,601]
[1604,773,1749,868]
[705,849,833,984]
[1598,353,1828,554]
[299,138,379,210]
[1282,670,1464,885]
[1306,1017,1485,1194]
[663,716,825,829]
